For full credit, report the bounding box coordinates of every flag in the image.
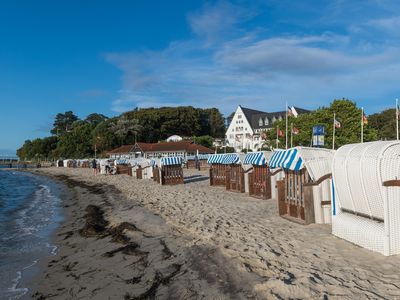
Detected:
[334,118,341,129]
[287,106,293,117]
[292,127,300,135]
[287,106,298,118]
[277,128,285,137]
[362,111,368,125]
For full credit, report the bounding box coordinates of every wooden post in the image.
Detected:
[303,185,315,224]
[277,179,286,216]
[240,168,245,193]
[225,167,230,190]
[249,172,254,196]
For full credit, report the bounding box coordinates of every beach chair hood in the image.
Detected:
[269,147,334,182]
[159,156,183,167]
[207,153,244,165]
[243,151,273,166]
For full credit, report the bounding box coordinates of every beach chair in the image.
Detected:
[332,141,400,256]
[132,158,155,179]
[159,157,184,185]
[115,159,132,176]
[186,154,210,170]
[207,153,247,193]
[269,147,334,224]
[243,151,273,200]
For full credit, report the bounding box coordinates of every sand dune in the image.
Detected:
[31,168,400,299]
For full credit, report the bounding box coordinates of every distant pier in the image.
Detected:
[0,156,53,169]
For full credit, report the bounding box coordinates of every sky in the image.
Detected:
[1,0,400,153]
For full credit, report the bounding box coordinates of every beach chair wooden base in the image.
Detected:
[161,165,184,185]
[136,167,142,179]
[226,165,245,193]
[116,165,132,176]
[209,164,228,187]
[248,166,272,200]
[186,160,198,169]
[277,170,315,225]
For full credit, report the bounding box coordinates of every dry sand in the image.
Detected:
[30,168,400,299]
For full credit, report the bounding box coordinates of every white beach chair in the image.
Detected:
[332,141,400,256]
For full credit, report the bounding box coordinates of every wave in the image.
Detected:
[0,174,63,300]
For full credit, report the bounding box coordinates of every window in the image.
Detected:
[238,115,242,119]
[264,117,269,125]
[259,117,263,126]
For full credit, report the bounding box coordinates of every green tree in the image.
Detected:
[216,146,235,153]
[192,135,214,148]
[267,99,378,149]
[110,116,143,145]
[368,108,397,140]
[123,106,226,142]
[16,136,58,160]
[51,111,79,136]
[85,113,108,127]
[92,119,119,155]
[55,121,94,158]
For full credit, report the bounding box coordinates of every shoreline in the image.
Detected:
[28,169,260,299]
[0,170,66,300]
[27,167,400,299]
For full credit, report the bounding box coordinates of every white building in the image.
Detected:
[166,135,183,142]
[225,105,309,152]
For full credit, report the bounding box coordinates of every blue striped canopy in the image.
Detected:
[160,156,183,166]
[115,159,130,165]
[243,152,267,166]
[269,148,304,171]
[207,153,240,165]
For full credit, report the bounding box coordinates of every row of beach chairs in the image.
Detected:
[129,141,400,256]
[58,140,400,256]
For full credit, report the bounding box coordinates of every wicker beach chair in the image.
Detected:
[269,147,334,224]
[332,141,400,256]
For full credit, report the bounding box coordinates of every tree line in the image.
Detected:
[16,100,398,160]
[265,99,394,150]
[17,107,226,160]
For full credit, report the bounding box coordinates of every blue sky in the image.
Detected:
[1,0,400,153]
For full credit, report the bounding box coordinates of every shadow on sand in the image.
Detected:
[184,174,209,184]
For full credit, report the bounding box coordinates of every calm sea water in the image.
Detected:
[0,170,64,299]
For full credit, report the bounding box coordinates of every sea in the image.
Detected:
[0,169,64,299]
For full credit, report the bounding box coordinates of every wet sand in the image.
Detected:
[30,168,400,299]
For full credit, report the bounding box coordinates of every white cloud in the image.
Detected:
[105,1,400,115]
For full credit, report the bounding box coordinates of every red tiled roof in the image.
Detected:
[107,145,135,154]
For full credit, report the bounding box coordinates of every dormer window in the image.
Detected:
[258,118,263,126]
[278,116,283,121]
[272,116,277,123]
[264,117,269,125]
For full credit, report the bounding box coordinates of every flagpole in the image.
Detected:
[396,98,399,141]
[290,123,293,148]
[361,107,364,143]
[285,101,288,149]
[332,112,335,150]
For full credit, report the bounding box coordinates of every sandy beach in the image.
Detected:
[29,167,400,299]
